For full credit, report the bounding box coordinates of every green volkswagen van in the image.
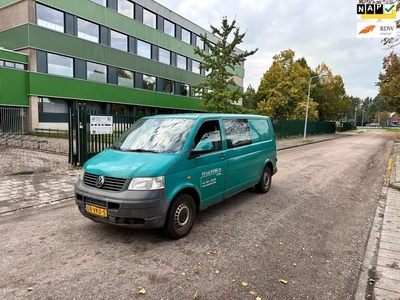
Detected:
[75,114,277,238]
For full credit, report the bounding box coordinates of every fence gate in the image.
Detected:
[68,104,141,166]
[0,106,28,134]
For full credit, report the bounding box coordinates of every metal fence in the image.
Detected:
[68,107,356,165]
[272,119,336,139]
[0,106,29,134]
[69,104,142,165]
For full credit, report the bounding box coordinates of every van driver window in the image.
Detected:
[194,121,222,151]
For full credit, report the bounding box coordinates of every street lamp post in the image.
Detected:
[303,74,327,140]
[354,107,358,128]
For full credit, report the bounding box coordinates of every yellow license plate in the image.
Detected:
[85,204,108,218]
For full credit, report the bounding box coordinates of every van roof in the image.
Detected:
[144,113,270,120]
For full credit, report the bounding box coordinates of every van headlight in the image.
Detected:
[128,176,165,190]
[79,169,85,180]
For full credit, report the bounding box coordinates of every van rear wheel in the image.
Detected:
[255,166,272,193]
[163,193,196,239]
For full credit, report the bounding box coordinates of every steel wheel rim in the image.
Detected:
[174,203,191,229]
[263,172,270,188]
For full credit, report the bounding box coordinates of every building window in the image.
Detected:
[159,48,171,65]
[137,40,151,59]
[39,97,68,113]
[177,54,186,70]
[192,60,200,74]
[0,60,3,66]
[180,83,189,96]
[143,75,156,91]
[143,9,156,28]
[181,28,191,44]
[164,79,174,94]
[91,0,106,6]
[36,3,64,33]
[164,19,175,37]
[118,69,134,87]
[77,18,99,43]
[118,0,134,18]
[196,35,204,50]
[48,53,73,77]
[87,62,107,83]
[15,63,26,70]
[111,30,128,51]
[4,61,15,68]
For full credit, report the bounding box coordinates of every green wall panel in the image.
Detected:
[1,24,205,84]
[36,0,245,77]
[0,48,28,63]
[38,0,201,60]
[0,67,29,106]
[29,73,202,110]
[0,25,29,50]
[0,0,17,8]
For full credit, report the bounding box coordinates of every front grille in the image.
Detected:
[83,173,126,191]
[85,197,107,208]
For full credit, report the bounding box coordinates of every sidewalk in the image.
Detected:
[369,140,400,300]
[0,132,399,298]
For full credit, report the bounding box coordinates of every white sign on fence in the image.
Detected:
[90,116,113,134]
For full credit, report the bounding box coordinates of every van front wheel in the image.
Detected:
[163,193,196,239]
[255,166,272,193]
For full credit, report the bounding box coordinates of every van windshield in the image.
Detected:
[112,118,195,153]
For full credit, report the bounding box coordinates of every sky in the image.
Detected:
[154,0,398,100]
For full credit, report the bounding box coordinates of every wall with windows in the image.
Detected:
[0,0,246,131]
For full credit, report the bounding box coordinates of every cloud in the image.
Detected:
[155,0,386,99]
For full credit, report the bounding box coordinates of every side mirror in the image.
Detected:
[193,140,214,152]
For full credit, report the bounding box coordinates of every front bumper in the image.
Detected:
[74,179,170,229]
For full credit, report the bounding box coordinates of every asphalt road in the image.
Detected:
[0,131,394,299]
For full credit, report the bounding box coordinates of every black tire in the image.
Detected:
[255,166,272,193]
[163,193,196,239]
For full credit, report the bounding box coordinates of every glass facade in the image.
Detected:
[164,19,175,37]
[143,75,156,91]
[159,48,171,65]
[118,0,134,18]
[111,30,128,51]
[87,62,107,83]
[137,40,151,59]
[36,3,64,33]
[143,9,156,28]
[177,54,186,70]
[48,53,73,77]
[118,69,134,87]
[77,19,99,43]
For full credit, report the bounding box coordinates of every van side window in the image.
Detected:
[248,119,271,143]
[223,119,252,148]
[193,120,222,152]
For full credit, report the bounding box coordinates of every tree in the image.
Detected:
[313,63,350,121]
[241,85,257,110]
[255,49,315,120]
[377,52,400,113]
[193,17,258,112]
[381,3,400,50]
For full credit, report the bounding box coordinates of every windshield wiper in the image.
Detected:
[127,149,159,153]
[109,145,120,150]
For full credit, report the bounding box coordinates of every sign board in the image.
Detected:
[356,2,397,38]
[90,116,113,134]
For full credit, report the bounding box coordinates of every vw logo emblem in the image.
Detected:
[96,175,105,188]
